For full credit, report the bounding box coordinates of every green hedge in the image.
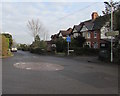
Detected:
[72,47,99,56]
[98,50,110,62]
[30,48,46,55]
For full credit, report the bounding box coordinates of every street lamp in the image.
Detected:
[104,0,113,62]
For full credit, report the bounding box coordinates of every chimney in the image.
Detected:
[91,12,99,20]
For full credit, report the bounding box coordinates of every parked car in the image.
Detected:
[11,47,17,52]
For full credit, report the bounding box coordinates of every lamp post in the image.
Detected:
[104,0,113,62]
[111,0,113,62]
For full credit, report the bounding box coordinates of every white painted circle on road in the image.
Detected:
[14,62,64,71]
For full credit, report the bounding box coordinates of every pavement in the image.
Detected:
[2,51,119,94]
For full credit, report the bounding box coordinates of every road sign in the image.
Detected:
[66,36,71,42]
[105,31,119,36]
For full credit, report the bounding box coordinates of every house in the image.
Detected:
[72,12,110,49]
[72,23,83,38]
[58,28,72,39]
[51,12,111,49]
[80,13,100,48]
[51,34,59,42]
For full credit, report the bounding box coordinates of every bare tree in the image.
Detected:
[43,29,49,41]
[102,1,120,15]
[27,19,45,41]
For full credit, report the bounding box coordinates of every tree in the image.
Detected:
[1,35,9,56]
[31,35,41,49]
[17,44,28,51]
[102,1,120,15]
[114,8,120,32]
[27,19,45,41]
[102,1,120,63]
[35,35,40,42]
[2,33,13,49]
[55,37,67,52]
[39,40,47,49]
[71,36,86,48]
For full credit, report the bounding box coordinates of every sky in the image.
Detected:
[1,0,119,44]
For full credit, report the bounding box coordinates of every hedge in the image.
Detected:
[30,48,46,55]
[72,47,99,56]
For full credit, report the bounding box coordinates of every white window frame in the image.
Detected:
[87,32,90,38]
[86,41,91,48]
[73,33,79,38]
[93,42,98,48]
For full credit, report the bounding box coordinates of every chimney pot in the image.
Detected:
[92,12,99,20]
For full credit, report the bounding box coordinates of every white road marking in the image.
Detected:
[26,68,31,70]
[15,63,20,65]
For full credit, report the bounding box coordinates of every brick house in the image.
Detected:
[72,12,109,49]
[51,12,110,49]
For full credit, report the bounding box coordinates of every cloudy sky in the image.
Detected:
[1,0,119,44]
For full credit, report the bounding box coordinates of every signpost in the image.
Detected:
[66,36,71,56]
[105,31,119,36]
[104,30,119,62]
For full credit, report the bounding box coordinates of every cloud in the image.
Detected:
[2,2,105,44]
[2,0,107,3]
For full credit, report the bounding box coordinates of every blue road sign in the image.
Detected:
[66,36,71,42]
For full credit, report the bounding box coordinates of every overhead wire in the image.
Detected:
[50,2,99,24]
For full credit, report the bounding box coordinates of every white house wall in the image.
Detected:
[81,25,88,32]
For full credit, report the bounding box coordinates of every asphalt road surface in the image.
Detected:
[2,51,118,94]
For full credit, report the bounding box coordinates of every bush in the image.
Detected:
[0,35,12,56]
[29,37,47,55]
[30,48,46,55]
[2,33,13,49]
[2,35,8,56]
[113,44,120,63]
[98,49,110,61]
[73,47,99,56]
[55,37,67,53]
[18,44,30,51]
[71,36,86,48]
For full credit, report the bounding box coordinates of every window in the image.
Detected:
[93,42,98,48]
[94,31,97,38]
[82,32,85,37]
[86,42,91,48]
[87,32,90,38]
[73,33,79,38]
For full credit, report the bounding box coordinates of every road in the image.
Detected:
[2,51,118,94]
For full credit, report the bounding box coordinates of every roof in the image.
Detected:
[73,23,83,32]
[80,14,110,31]
[92,15,110,30]
[59,30,67,37]
[83,20,94,30]
[59,28,72,37]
